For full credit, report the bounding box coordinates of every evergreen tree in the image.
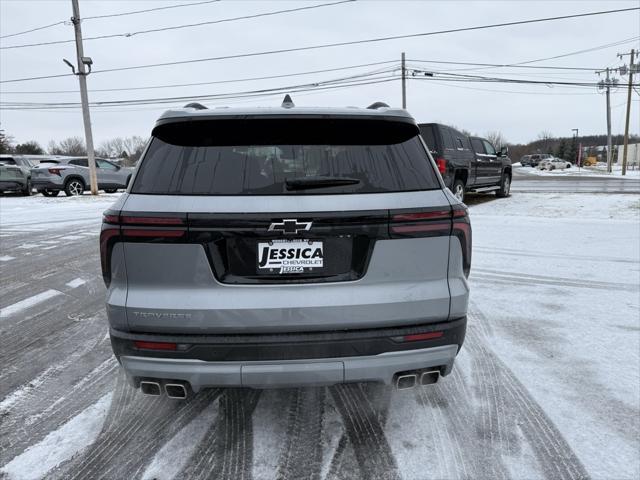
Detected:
[555,139,566,159]
[15,141,44,155]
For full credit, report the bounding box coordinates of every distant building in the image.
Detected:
[616,143,639,167]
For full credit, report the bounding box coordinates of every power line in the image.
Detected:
[0,60,398,95]
[0,21,66,40]
[436,36,640,73]
[0,76,399,110]
[83,0,218,20]
[2,5,637,83]
[1,0,354,50]
[0,0,219,39]
[409,70,639,88]
[0,70,398,107]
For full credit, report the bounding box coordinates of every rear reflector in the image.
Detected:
[134,341,177,351]
[403,331,444,342]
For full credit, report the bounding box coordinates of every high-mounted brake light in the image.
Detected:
[436,158,447,175]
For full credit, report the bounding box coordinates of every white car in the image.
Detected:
[538,157,572,170]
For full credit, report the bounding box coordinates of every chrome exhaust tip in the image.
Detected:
[419,370,440,386]
[395,373,417,390]
[140,380,161,396]
[165,383,188,399]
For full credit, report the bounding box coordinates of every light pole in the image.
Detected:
[572,128,580,171]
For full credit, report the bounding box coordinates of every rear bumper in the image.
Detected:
[0,180,26,190]
[32,179,63,190]
[110,317,466,390]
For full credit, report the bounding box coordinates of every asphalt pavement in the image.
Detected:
[512,168,640,193]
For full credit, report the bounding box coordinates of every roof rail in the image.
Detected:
[367,101,390,110]
[183,102,208,110]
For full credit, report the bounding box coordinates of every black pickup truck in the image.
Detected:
[419,123,512,202]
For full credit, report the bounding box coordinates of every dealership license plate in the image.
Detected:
[257,239,324,274]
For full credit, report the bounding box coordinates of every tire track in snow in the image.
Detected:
[471,270,638,293]
[53,372,221,480]
[275,387,325,480]
[0,355,116,466]
[181,388,262,480]
[328,384,399,480]
[467,306,590,480]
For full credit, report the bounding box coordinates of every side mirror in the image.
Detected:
[499,146,508,157]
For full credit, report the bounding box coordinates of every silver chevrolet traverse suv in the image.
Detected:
[101,99,471,398]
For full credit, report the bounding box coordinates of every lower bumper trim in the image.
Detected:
[119,344,459,391]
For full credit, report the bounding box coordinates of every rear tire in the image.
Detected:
[64,178,85,196]
[41,189,60,197]
[496,173,511,198]
[22,179,32,196]
[451,179,465,203]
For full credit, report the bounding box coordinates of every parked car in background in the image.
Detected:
[419,123,512,202]
[31,157,133,196]
[0,154,39,195]
[538,157,572,171]
[102,101,471,397]
[521,153,552,167]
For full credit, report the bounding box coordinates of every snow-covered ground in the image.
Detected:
[467,192,640,479]
[0,190,638,479]
[0,193,121,234]
[516,164,640,178]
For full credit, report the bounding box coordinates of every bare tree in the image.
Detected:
[537,130,554,153]
[48,137,86,156]
[486,131,506,149]
[98,136,146,165]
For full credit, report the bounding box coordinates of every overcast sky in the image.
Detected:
[1,0,639,148]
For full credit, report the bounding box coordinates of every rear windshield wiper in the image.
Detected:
[285,176,361,190]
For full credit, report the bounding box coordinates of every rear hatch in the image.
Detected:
[103,115,461,333]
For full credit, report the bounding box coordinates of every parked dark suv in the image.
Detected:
[101,100,471,398]
[419,123,511,202]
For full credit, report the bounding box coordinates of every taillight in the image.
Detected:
[48,168,63,176]
[389,205,472,277]
[390,209,452,237]
[452,204,472,277]
[99,212,186,287]
[436,158,447,175]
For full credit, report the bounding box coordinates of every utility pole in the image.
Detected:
[596,68,615,172]
[401,52,406,109]
[604,69,613,173]
[70,0,98,194]
[620,48,635,176]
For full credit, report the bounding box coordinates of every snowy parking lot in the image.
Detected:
[0,188,638,480]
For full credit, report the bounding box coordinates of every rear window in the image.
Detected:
[132,118,440,195]
[418,125,438,154]
[0,158,16,165]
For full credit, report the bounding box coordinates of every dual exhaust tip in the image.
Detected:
[140,380,189,399]
[395,370,440,390]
